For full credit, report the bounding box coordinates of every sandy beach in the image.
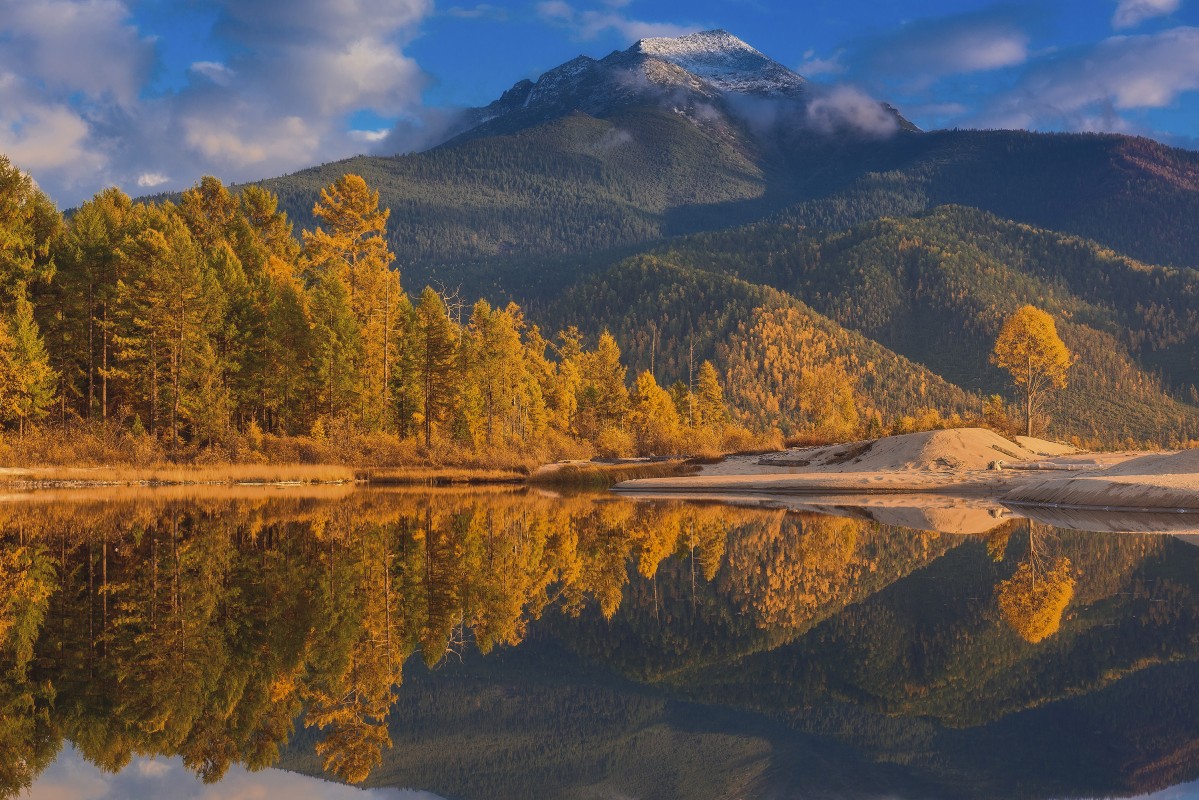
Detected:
[614,428,1199,515]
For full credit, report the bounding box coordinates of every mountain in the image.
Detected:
[455,30,902,143]
[258,30,1199,279]
[246,30,1199,444]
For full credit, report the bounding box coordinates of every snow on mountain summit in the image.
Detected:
[633,29,807,96]
[455,29,856,143]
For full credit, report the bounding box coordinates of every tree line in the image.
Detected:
[0,156,754,459]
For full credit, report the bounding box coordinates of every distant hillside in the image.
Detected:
[258,126,1199,295]
[545,255,977,433]
[594,206,1199,444]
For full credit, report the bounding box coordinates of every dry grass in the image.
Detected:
[3,463,358,486]
[0,420,769,489]
[528,460,699,488]
[358,467,527,485]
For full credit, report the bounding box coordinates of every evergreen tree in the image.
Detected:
[695,360,728,428]
[114,204,224,442]
[50,188,135,420]
[0,296,57,434]
[303,175,402,429]
[414,287,459,446]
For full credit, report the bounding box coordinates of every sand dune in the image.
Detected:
[615,428,1199,515]
[756,428,1040,472]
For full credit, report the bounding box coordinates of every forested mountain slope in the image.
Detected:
[544,256,977,434]
[594,206,1199,444]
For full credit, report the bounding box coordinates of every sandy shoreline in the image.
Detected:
[614,428,1199,515]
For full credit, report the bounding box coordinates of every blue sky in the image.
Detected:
[2,0,1198,206]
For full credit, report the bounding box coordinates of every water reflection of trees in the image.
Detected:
[5,492,1193,797]
[993,520,1076,644]
[0,490,765,793]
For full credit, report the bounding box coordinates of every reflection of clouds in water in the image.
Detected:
[1133,780,1199,799]
[26,745,444,800]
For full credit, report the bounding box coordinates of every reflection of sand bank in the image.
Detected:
[1010,505,1199,535]
[626,492,1015,535]
[630,491,1199,535]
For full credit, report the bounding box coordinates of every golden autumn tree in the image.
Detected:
[631,370,681,455]
[695,360,728,429]
[990,305,1073,437]
[722,306,859,439]
[0,155,58,296]
[0,296,57,434]
[303,174,402,429]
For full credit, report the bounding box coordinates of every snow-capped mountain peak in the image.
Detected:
[453,29,908,144]
[636,29,765,63]
[632,29,807,96]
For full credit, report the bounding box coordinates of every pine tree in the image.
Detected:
[695,360,728,428]
[114,204,223,443]
[51,188,135,420]
[0,296,57,434]
[414,287,459,447]
[303,175,402,429]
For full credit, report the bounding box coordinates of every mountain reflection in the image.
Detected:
[3,488,1199,799]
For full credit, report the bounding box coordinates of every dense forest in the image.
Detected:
[248,121,1199,297]
[576,205,1199,445]
[1,156,787,465]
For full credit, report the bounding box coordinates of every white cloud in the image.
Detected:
[1113,0,1180,29]
[0,0,434,206]
[977,27,1199,131]
[136,172,170,187]
[444,4,507,20]
[805,85,900,138]
[182,111,320,169]
[190,61,236,86]
[0,70,104,185]
[26,745,446,800]
[798,49,844,76]
[535,0,698,41]
[0,0,154,107]
[350,129,393,143]
[864,11,1030,87]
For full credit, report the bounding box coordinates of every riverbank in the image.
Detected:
[0,458,696,490]
[613,428,1199,513]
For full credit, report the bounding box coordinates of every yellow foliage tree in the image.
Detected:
[303,175,402,429]
[631,370,681,455]
[990,305,1073,437]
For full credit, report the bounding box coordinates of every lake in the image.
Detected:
[5,486,1199,799]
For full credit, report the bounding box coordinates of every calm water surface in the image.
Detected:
[4,486,1199,799]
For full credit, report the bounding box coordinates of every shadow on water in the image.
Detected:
[3,487,1199,799]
